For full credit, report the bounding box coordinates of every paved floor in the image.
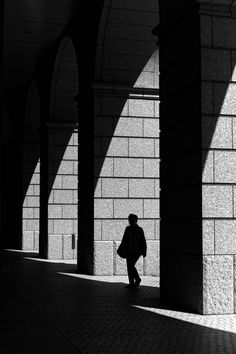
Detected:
[1,249,236,354]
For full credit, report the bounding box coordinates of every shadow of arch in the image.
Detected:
[39,36,78,260]
[22,81,41,252]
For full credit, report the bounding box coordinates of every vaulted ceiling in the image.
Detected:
[3,0,78,89]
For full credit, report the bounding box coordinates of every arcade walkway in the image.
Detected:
[1,250,236,353]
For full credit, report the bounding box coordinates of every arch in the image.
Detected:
[22,81,41,251]
[50,36,78,123]
[91,0,160,276]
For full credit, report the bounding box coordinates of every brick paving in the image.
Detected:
[1,249,236,353]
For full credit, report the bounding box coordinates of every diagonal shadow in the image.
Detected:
[1,250,236,354]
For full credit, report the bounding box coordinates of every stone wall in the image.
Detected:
[93,85,159,275]
[201,8,236,314]
[22,146,40,251]
[47,125,78,259]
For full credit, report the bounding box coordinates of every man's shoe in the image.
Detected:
[126,284,135,288]
[134,278,141,287]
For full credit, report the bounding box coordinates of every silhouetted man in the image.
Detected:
[117,214,147,288]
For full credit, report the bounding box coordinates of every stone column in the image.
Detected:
[156,0,236,314]
[40,122,78,259]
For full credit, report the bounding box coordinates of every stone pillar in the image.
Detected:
[40,122,78,259]
[22,144,40,251]
[157,0,236,314]
[92,83,160,276]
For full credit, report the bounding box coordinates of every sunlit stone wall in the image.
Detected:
[93,0,160,276]
[201,7,236,314]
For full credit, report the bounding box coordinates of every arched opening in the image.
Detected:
[91,0,160,276]
[39,36,78,259]
[22,82,41,251]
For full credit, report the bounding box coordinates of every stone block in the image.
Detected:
[102,96,128,116]
[48,146,62,160]
[144,199,159,218]
[114,158,143,177]
[114,241,127,275]
[63,235,77,259]
[202,116,232,149]
[49,175,63,189]
[134,70,155,89]
[48,205,62,219]
[201,82,213,115]
[73,220,78,234]
[94,116,114,136]
[213,16,236,48]
[94,220,102,240]
[53,220,73,234]
[33,185,40,195]
[94,199,113,218]
[214,83,236,115]
[48,235,63,259]
[62,205,77,219]
[94,157,114,177]
[24,185,34,195]
[203,220,214,254]
[129,179,155,198]
[129,138,154,157]
[200,15,212,47]
[26,220,39,231]
[203,255,234,314]
[103,137,128,157]
[102,178,128,198]
[62,176,77,189]
[128,99,155,117]
[53,190,74,204]
[94,241,114,275]
[114,199,143,218]
[101,219,127,240]
[73,191,78,204]
[144,159,159,177]
[22,231,34,250]
[215,220,236,254]
[73,161,78,175]
[114,117,142,137]
[94,178,102,197]
[155,101,159,117]
[23,208,34,219]
[155,220,160,239]
[154,139,160,158]
[233,118,236,149]
[138,219,155,240]
[144,241,159,276]
[72,131,78,146]
[155,179,160,198]
[25,196,39,207]
[201,48,231,81]
[63,146,77,160]
[33,208,39,218]
[215,151,236,183]
[202,151,214,183]
[94,137,102,156]
[202,185,233,218]
[34,232,39,251]
[57,160,74,175]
